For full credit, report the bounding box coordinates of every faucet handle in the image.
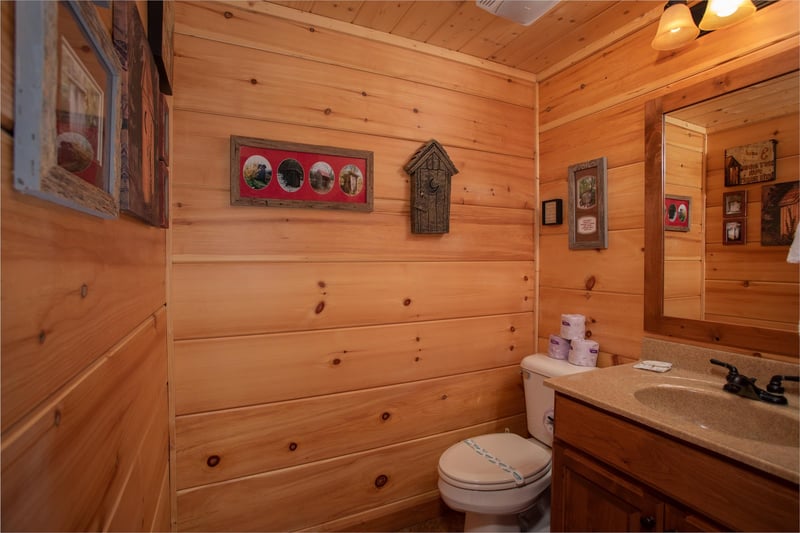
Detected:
[767,375,800,394]
[709,358,739,378]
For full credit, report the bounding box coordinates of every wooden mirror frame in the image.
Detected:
[644,48,799,357]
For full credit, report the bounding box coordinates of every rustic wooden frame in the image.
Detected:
[230,136,374,211]
[644,48,799,357]
[722,217,746,245]
[114,2,163,226]
[664,195,691,232]
[13,0,122,218]
[723,190,747,217]
[568,157,608,249]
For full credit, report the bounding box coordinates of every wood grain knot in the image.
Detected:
[80,284,89,298]
[509,345,515,351]
[207,455,221,467]
[585,330,592,338]
[742,280,750,287]
[374,474,388,488]
[585,275,596,290]
[332,358,341,365]
[324,108,332,115]
[309,26,316,32]
[250,78,258,85]
[315,301,325,314]
[509,326,516,332]
[289,442,298,451]
[53,409,62,427]
[38,330,47,344]
[523,275,529,281]
[381,412,391,421]
[223,11,233,18]
[403,298,412,306]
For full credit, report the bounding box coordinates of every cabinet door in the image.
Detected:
[664,504,726,532]
[552,445,662,532]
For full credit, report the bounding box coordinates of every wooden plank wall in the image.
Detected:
[170,2,536,531]
[663,120,705,320]
[704,113,800,330]
[0,2,170,531]
[537,0,800,365]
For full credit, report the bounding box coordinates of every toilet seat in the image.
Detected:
[438,433,551,491]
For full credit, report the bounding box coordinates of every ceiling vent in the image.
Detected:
[476,0,560,26]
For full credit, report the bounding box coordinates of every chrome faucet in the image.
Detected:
[709,359,796,405]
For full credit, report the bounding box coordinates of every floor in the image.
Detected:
[398,509,465,532]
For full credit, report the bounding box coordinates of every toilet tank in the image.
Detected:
[520,354,597,447]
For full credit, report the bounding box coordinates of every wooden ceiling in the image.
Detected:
[270,1,667,79]
[668,71,799,133]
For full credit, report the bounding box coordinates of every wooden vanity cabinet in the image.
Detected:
[551,394,799,532]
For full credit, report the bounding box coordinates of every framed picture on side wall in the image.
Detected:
[664,195,691,232]
[113,1,162,226]
[568,157,608,249]
[13,0,122,218]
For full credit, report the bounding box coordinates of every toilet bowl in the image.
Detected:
[437,354,597,532]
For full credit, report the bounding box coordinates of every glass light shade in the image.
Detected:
[699,0,756,30]
[651,2,700,51]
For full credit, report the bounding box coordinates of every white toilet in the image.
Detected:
[437,354,597,532]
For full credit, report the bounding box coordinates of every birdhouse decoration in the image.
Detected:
[403,139,459,234]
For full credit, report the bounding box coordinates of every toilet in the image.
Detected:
[437,354,597,532]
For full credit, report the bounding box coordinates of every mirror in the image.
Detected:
[644,50,799,357]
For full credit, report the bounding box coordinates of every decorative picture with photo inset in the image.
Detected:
[230,136,373,212]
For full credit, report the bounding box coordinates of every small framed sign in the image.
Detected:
[723,217,746,245]
[230,136,373,211]
[568,157,608,249]
[724,139,777,187]
[542,199,563,226]
[723,190,746,218]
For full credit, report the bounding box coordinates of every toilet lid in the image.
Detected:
[438,433,551,491]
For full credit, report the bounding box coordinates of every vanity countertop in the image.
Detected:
[545,345,800,485]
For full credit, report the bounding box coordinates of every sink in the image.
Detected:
[634,384,800,447]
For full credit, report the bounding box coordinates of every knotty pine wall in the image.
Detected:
[1,2,170,531]
[537,0,799,364]
[663,120,704,321]
[171,2,536,531]
[704,111,800,330]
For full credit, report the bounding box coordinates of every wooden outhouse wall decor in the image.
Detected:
[404,139,459,234]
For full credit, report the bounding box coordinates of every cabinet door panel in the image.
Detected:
[553,446,662,532]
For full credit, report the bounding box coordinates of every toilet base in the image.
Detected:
[462,489,550,533]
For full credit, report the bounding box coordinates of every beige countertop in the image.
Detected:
[545,339,800,484]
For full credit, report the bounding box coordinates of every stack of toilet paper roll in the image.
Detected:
[546,313,599,367]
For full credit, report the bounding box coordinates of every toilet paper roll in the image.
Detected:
[547,334,571,360]
[560,314,586,340]
[569,338,599,367]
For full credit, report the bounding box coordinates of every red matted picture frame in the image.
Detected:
[230,136,373,212]
[664,195,691,232]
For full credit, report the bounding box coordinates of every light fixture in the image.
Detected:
[699,0,757,30]
[651,0,700,51]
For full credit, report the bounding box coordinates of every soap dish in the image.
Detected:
[634,360,673,373]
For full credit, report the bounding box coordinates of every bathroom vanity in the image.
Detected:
[547,344,800,532]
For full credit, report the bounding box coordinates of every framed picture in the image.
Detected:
[761,181,799,246]
[723,190,747,217]
[542,199,563,226]
[147,0,174,95]
[568,157,608,249]
[13,0,122,218]
[230,136,374,211]
[724,139,777,187]
[114,2,162,226]
[664,195,691,232]
[723,217,746,245]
